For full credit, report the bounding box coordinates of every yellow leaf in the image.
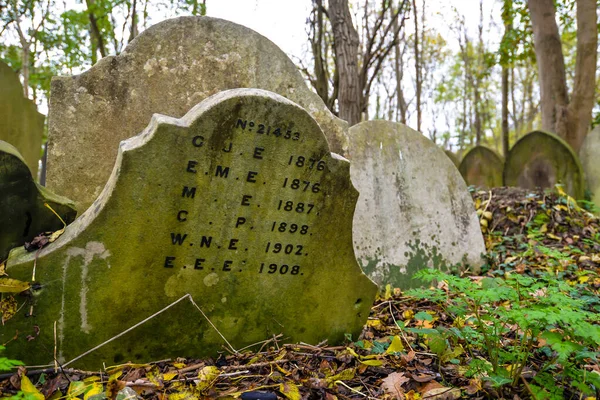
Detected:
[279,382,301,400]
[163,372,178,381]
[0,277,30,293]
[67,381,87,399]
[383,284,392,300]
[0,262,7,276]
[359,359,384,367]
[403,309,414,319]
[366,319,384,329]
[578,275,590,284]
[196,366,219,391]
[385,336,404,354]
[83,382,104,400]
[21,376,44,400]
[546,233,561,240]
[0,295,18,322]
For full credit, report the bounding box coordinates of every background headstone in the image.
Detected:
[580,126,600,209]
[47,16,347,213]
[504,130,584,198]
[348,120,484,289]
[0,141,77,261]
[4,89,376,368]
[444,150,461,167]
[0,60,45,177]
[459,146,504,189]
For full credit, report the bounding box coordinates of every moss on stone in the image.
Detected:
[459,146,504,189]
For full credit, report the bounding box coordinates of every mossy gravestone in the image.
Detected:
[47,16,347,213]
[504,130,584,198]
[459,146,504,189]
[348,121,484,289]
[0,61,45,176]
[0,141,77,261]
[444,150,460,167]
[4,89,376,368]
[581,126,600,210]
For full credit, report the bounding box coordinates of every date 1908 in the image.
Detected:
[259,263,301,275]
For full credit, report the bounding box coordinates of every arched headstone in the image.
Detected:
[4,89,376,368]
[0,61,45,176]
[348,120,484,289]
[444,150,461,167]
[0,141,77,261]
[580,126,600,208]
[459,146,504,189]
[504,130,584,198]
[47,17,347,213]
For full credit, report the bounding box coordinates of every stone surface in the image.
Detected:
[444,150,460,167]
[0,140,77,261]
[504,130,584,198]
[47,16,347,213]
[459,146,504,189]
[348,121,484,289]
[4,89,376,368]
[580,126,600,209]
[0,61,45,176]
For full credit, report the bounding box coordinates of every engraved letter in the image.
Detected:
[200,236,212,248]
[223,260,233,271]
[171,233,187,245]
[187,160,198,173]
[246,171,258,183]
[235,217,246,228]
[177,210,188,222]
[241,195,252,206]
[194,258,205,270]
[253,147,264,159]
[182,186,196,198]
[164,256,175,268]
[228,239,239,250]
[215,165,230,178]
[236,119,247,130]
[223,142,232,153]
[192,135,204,147]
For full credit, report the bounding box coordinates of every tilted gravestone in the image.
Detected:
[3,89,376,368]
[444,150,461,167]
[0,141,77,261]
[504,130,584,198]
[0,61,45,177]
[580,126,600,210]
[459,146,504,189]
[348,121,484,289]
[47,16,347,213]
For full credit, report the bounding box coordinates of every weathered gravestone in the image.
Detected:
[444,150,461,167]
[504,130,584,198]
[3,89,377,368]
[348,121,484,289]
[0,141,77,261]
[47,16,347,213]
[580,126,600,209]
[459,146,504,189]
[0,61,45,176]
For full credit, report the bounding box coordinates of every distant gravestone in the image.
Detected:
[444,150,460,167]
[47,16,347,213]
[348,121,484,289]
[504,130,584,198]
[0,141,77,261]
[0,61,45,176]
[580,126,600,209]
[4,89,376,368]
[459,146,504,189]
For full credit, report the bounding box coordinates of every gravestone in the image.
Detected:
[348,121,484,289]
[4,89,376,368]
[47,16,347,213]
[444,150,461,167]
[0,61,45,176]
[580,126,600,210]
[0,141,77,261]
[459,146,504,189]
[504,130,584,198]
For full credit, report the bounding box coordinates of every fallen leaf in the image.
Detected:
[0,278,30,293]
[381,372,409,399]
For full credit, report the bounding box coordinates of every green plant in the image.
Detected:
[0,346,23,371]
[406,270,600,399]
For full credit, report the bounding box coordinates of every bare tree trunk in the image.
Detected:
[393,13,407,124]
[86,0,107,63]
[566,0,597,151]
[128,0,138,42]
[412,0,421,131]
[329,0,361,125]
[501,1,512,156]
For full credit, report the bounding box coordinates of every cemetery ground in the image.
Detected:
[1,186,599,400]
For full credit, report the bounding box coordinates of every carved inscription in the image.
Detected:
[165,118,329,278]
